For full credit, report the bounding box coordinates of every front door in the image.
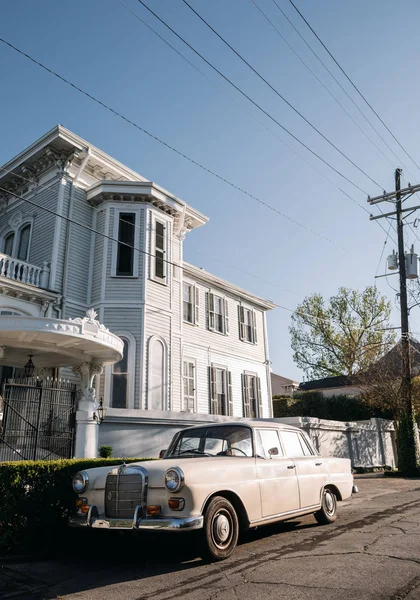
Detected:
[255,428,300,518]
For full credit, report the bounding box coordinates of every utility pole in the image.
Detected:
[368,169,420,474]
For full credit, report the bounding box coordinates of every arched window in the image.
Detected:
[108,332,135,409]
[2,223,32,262]
[111,337,129,408]
[147,336,168,411]
[3,233,14,257]
[17,225,30,261]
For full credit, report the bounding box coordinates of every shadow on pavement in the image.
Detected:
[3,518,319,599]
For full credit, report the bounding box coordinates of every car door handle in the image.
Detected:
[287,465,295,469]
[315,462,323,466]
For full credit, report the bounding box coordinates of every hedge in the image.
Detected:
[0,457,154,556]
[273,391,393,422]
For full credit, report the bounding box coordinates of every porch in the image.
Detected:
[0,309,123,460]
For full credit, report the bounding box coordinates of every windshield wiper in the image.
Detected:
[177,449,212,457]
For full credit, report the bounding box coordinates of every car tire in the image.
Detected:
[314,487,337,525]
[201,496,239,561]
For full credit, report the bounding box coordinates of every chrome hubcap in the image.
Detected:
[325,491,335,515]
[213,511,232,548]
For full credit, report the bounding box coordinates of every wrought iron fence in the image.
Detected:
[0,377,76,462]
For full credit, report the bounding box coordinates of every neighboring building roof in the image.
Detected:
[271,373,299,387]
[299,375,354,392]
[183,262,275,310]
[299,338,420,391]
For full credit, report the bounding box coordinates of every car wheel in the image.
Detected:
[201,496,239,561]
[314,487,337,525]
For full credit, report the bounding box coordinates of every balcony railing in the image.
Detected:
[0,254,50,289]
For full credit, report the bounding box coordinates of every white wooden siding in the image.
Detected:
[91,209,105,304]
[182,277,267,363]
[65,186,92,304]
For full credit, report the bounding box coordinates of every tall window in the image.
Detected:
[154,220,166,281]
[116,213,135,276]
[183,360,195,411]
[239,306,257,344]
[208,293,229,334]
[209,366,232,415]
[2,224,32,262]
[3,233,14,257]
[242,373,262,418]
[17,225,30,261]
[111,338,129,408]
[148,336,167,410]
[183,283,199,325]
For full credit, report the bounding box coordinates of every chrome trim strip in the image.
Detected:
[87,515,204,531]
[250,504,320,526]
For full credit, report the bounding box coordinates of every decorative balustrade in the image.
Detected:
[0,254,50,288]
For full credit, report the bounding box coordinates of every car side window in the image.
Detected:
[256,429,283,458]
[281,431,308,458]
[298,433,315,456]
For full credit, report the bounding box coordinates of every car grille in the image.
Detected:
[105,471,145,519]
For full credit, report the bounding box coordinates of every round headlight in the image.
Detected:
[72,471,89,494]
[165,467,184,493]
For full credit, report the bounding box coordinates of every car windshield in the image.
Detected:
[166,425,253,458]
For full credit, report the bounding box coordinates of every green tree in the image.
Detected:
[290,286,396,379]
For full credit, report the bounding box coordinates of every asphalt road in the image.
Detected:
[2,475,420,600]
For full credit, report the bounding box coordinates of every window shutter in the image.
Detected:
[224,298,229,335]
[238,306,244,341]
[242,373,250,418]
[227,370,233,416]
[257,376,263,418]
[208,292,215,331]
[194,286,199,325]
[209,366,218,414]
[252,311,257,344]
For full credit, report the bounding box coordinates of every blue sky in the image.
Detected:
[2,0,420,381]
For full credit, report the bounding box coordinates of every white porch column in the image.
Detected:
[73,362,104,458]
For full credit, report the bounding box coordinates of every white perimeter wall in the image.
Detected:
[98,411,414,468]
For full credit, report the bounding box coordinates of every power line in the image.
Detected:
[287,0,420,175]
[118,0,391,231]
[0,37,350,252]
[0,184,399,334]
[271,0,413,174]
[180,0,382,190]
[127,1,402,249]
[250,0,396,171]
[130,2,369,196]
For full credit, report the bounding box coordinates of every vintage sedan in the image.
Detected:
[70,421,357,560]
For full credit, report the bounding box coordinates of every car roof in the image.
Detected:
[183,420,301,432]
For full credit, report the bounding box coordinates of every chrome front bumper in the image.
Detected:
[352,485,359,494]
[69,505,203,531]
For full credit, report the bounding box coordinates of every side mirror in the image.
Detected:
[268,447,279,457]
[159,449,167,459]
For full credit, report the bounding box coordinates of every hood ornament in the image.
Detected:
[118,454,127,475]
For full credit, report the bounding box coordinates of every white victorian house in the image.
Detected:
[0,126,274,458]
